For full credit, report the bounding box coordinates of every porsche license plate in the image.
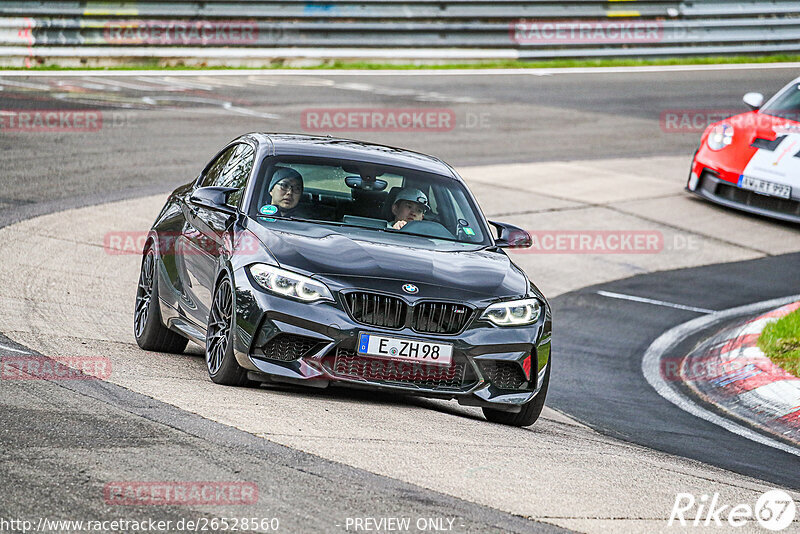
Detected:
[739,176,792,199]
[357,333,453,367]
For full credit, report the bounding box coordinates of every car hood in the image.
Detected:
[701,111,800,187]
[247,219,528,299]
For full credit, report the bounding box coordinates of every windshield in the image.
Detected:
[761,82,800,120]
[247,156,491,246]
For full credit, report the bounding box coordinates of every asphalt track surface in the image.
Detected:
[0,68,792,228]
[550,253,800,490]
[1,67,799,532]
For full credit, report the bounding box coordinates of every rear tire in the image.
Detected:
[482,361,550,427]
[134,247,188,354]
[205,275,250,387]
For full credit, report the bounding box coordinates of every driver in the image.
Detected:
[388,188,429,230]
[267,167,307,217]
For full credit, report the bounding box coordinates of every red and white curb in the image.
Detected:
[643,295,800,457]
[681,302,800,445]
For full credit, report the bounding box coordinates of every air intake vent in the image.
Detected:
[330,348,468,390]
[412,302,471,334]
[254,333,323,362]
[480,360,529,390]
[751,135,785,151]
[715,182,800,216]
[344,292,406,329]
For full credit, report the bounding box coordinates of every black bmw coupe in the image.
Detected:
[134,134,551,426]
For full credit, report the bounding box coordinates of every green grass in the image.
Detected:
[758,309,800,377]
[5,54,800,71]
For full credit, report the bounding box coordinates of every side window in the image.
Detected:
[199,144,255,207]
[218,144,255,207]
[199,146,237,188]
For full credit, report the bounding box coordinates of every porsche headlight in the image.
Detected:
[481,298,542,327]
[249,264,333,302]
[707,123,734,151]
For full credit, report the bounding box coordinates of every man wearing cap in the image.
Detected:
[388,187,430,230]
[267,167,308,218]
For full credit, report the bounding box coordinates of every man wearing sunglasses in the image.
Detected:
[267,167,307,218]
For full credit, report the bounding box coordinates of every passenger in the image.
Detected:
[388,188,429,230]
[266,167,307,217]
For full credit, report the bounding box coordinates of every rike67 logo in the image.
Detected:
[669,490,797,530]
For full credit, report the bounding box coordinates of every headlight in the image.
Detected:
[249,264,333,302]
[707,123,734,151]
[481,298,542,327]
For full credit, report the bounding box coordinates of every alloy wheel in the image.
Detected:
[206,279,233,375]
[134,250,155,339]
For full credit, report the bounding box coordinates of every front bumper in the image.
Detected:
[688,158,800,224]
[231,269,551,412]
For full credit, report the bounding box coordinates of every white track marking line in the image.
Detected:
[194,75,246,87]
[0,343,30,355]
[136,76,215,91]
[90,78,167,91]
[597,290,716,314]
[0,78,50,90]
[134,94,280,119]
[221,102,280,119]
[3,62,800,77]
[642,294,800,458]
[70,79,113,91]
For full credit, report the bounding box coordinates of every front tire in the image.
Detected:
[134,247,188,353]
[205,275,249,386]
[482,361,550,427]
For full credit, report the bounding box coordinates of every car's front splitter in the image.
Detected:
[247,357,546,413]
[687,166,800,224]
[232,269,551,412]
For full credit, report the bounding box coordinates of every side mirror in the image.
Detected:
[489,221,532,248]
[743,92,764,111]
[189,186,238,215]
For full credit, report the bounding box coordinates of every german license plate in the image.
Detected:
[357,333,453,367]
[739,176,792,199]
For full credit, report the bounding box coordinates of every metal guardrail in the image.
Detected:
[0,1,799,62]
[0,1,686,19]
[3,17,800,48]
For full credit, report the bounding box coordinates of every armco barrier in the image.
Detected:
[0,0,799,63]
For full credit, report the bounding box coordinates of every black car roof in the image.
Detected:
[245,133,459,179]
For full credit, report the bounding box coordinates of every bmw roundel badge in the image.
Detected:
[402,284,419,294]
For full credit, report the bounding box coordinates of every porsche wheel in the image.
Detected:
[134,247,188,353]
[483,361,550,427]
[206,275,249,386]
